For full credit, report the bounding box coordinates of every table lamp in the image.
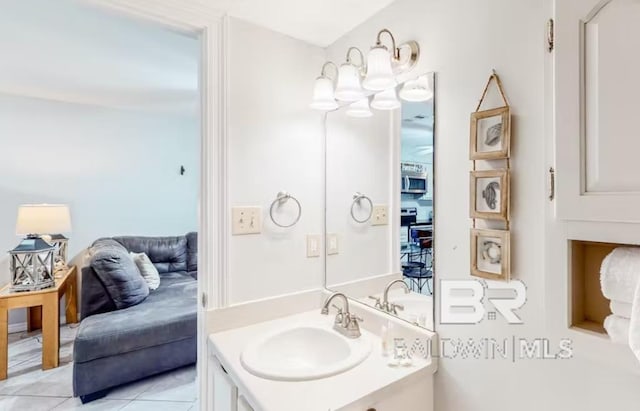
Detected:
[10,204,72,291]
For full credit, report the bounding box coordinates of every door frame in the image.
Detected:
[82,1,229,409]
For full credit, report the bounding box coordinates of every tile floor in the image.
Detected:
[0,325,197,410]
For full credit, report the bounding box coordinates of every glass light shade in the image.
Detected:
[399,76,433,102]
[363,46,396,91]
[346,98,373,118]
[371,88,401,110]
[16,204,72,236]
[335,63,365,102]
[310,76,338,111]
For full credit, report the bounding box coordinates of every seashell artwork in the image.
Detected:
[482,181,500,210]
[481,240,502,264]
[485,123,502,146]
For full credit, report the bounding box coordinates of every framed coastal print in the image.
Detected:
[470,228,510,281]
[470,106,511,160]
[470,169,509,221]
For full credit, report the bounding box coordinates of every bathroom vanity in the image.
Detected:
[208,294,436,411]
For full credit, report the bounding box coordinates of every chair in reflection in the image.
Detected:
[401,229,433,294]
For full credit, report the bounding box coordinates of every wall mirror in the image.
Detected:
[324,72,435,331]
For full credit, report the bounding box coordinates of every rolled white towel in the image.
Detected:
[630,278,640,362]
[610,300,633,319]
[600,247,640,304]
[604,314,630,344]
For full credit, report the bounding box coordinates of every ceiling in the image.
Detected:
[0,0,396,112]
[402,100,434,145]
[216,0,397,47]
[0,0,199,113]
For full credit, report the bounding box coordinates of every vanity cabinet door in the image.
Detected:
[341,374,433,411]
[211,356,238,411]
[554,0,640,222]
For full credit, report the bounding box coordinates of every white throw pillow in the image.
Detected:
[129,252,161,291]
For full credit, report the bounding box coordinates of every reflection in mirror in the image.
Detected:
[324,73,435,331]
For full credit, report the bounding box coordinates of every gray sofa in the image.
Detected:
[73,233,197,403]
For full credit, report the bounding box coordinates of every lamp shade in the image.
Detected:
[310,76,338,111]
[16,204,72,236]
[363,46,396,91]
[335,63,365,102]
[399,75,433,102]
[346,98,373,118]
[371,88,401,110]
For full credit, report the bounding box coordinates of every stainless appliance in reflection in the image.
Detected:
[401,162,428,194]
[401,207,417,226]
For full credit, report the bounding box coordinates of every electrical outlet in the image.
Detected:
[372,205,389,226]
[327,233,339,255]
[231,206,262,235]
[306,234,321,258]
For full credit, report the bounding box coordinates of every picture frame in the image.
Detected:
[470,106,511,160]
[470,169,509,221]
[470,228,510,281]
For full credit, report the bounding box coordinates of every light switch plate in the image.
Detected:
[306,234,321,258]
[327,233,339,255]
[231,206,262,235]
[372,205,389,226]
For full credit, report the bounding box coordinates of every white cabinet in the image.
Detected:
[339,374,433,411]
[211,356,237,411]
[554,0,640,223]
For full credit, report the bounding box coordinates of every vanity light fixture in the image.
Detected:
[310,62,339,111]
[334,47,367,102]
[399,74,433,102]
[371,88,401,111]
[346,98,373,118]
[363,29,420,91]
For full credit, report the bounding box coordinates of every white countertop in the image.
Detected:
[209,309,436,411]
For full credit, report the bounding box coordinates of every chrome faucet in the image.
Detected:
[321,292,362,339]
[382,279,410,315]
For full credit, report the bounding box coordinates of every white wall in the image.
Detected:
[326,0,640,409]
[0,93,199,326]
[325,108,393,286]
[226,18,326,304]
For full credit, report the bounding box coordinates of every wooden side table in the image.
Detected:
[0,266,78,380]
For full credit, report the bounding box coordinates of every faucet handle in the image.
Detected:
[332,304,344,325]
[390,303,405,315]
[367,295,383,309]
[348,313,364,322]
[345,313,363,338]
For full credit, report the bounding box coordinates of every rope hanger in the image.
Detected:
[475,69,510,112]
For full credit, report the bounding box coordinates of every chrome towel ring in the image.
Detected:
[351,192,373,223]
[269,191,302,228]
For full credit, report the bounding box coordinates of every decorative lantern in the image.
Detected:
[9,237,56,292]
[14,204,72,278]
[48,234,69,272]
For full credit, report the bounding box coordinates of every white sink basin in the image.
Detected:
[240,325,372,381]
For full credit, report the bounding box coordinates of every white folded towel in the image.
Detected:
[630,278,640,361]
[610,300,633,319]
[604,314,631,344]
[600,247,640,304]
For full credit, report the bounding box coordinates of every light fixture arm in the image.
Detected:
[372,28,420,74]
[345,47,366,76]
[320,61,339,81]
[375,29,399,60]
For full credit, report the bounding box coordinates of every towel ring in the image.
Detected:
[350,192,373,223]
[269,191,302,228]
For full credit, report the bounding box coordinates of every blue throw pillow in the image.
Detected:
[90,239,149,309]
